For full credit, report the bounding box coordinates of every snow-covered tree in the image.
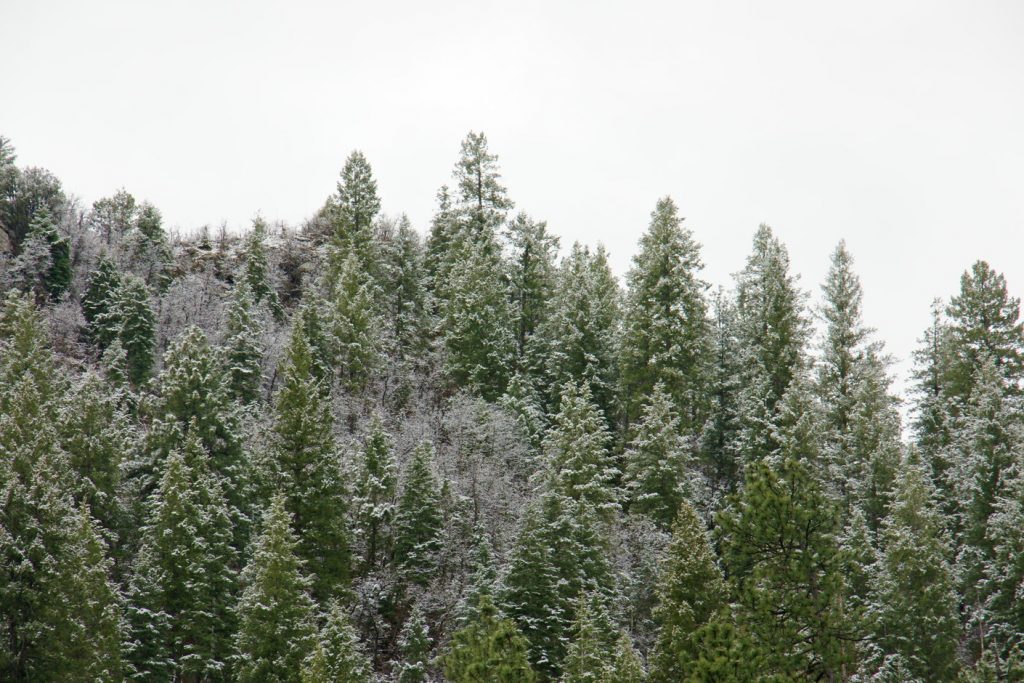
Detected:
[394,440,443,586]
[444,594,536,683]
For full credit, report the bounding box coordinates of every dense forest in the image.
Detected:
[1,129,1022,682]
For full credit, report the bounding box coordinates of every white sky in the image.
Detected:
[2,0,1023,401]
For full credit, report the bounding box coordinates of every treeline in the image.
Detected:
[0,131,1022,681]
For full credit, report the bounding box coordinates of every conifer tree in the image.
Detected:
[125,439,238,681]
[648,501,725,683]
[623,384,695,528]
[505,212,559,360]
[129,201,173,288]
[241,216,282,320]
[396,605,432,683]
[89,188,137,246]
[223,280,263,404]
[534,242,622,419]
[717,457,852,679]
[867,460,960,682]
[453,131,513,238]
[102,274,156,385]
[330,251,382,391]
[18,207,70,299]
[301,601,374,683]
[562,592,619,683]
[82,255,123,343]
[235,495,317,683]
[733,224,809,463]
[297,292,336,383]
[816,242,902,521]
[6,225,53,304]
[266,320,351,598]
[333,150,381,277]
[606,632,647,683]
[986,463,1024,659]
[353,415,397,574]
[699,289,744,496]
[444,594,536,683]
[620,196,710,430]
[440,235,516,400]
[378,214,433,366]
[544,381,619,515]
[394,440,443,586]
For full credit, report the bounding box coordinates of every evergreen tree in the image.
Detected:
[241,216,283,320]
[648,501,726,683]
[544,380,619,515]
[234,494,317,683]
[620,196,709,430]
[733,224,809,463]
[378,214,433,366]
[129,201,173,288]
[534,242,621,419]
[440,234,516,400]
[699,288,744,497]
[986,462,1024,658]
[266,320,351,598]
[816,242,902,522]
[81,255,123,343]
[394,440,443,586]
[623,384,696,528]
[562,592,619,683]
[353,415,397,574]
[223,280,264,404]
[453,131,513,237]
[605,632,647,683]
[125,439,238,681]
[100,274,156,385]
[330,251,382,391]
[20,207,70,299]
[301,601,374,683]
[297,292,336,383]
[505,212,559,360]
[396,605,432,683]
[867,460,960,682]
[6,225,52,304]
[333,150,381,277]
[89,188,136,246]
[444,594,536,683]
[717,457,853,680]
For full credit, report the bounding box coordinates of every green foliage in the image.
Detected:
[562,593,619,683]
[332,149,381,276]
[648,501,725,683]
[82,256,122,342]
[717,457,853,680]
[106,274,156,385]
[353,415,397,574]
[223,280,263,404]
[444,594,536,683]
[453,130,513,237]
[394,440,443,586]
[235,494,317,683]
[301,601,374,683]
[623,384,695,528]
[329,250,382,391]
[242,216,283,320]
[396,605,432,683]
[605,632,647,683]
[265,320,351,598]
[505,212,559,360]
[620,196,709,430]
[544,381,618,514]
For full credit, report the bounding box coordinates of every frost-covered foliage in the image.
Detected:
[3,130,1024,682]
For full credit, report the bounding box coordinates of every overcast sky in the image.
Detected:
[2,0,1023,399]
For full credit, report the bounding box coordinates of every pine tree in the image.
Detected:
[297,292,336,383]
[353,415,397,574]
[81,255,123,344]
[89,188,137,246]
[101,274,156,385]
[534,242,622,420]
[6,225,52,304]
[301,601,374,683]
[986,463,1024,658]
[378,214,433,366]
[620,196,709,430]
[868,460,960,682]
[329,251,382,391]
[733,224,809,463]
[648,501,726,683]
[544,380,619,515]
[440,234,516,400]
[266,320,351,598]
[129,201,173,288]
[241,216,283,320]
[562,592,619,683]
[623,384,696,528]
[605,632,647,683]
[505,212,559,361]
[717,457,852,679]
[125,438,238,681]
[453,131,513,238]
[396,605,432,683]
[699,288,744,497]
[223,280,264,404]
[393,440,443,586]
[816,242,902,522]
[20,207,70,299]
[444,594,536,683]
[235,494,317,683]
[333,150,381,277]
